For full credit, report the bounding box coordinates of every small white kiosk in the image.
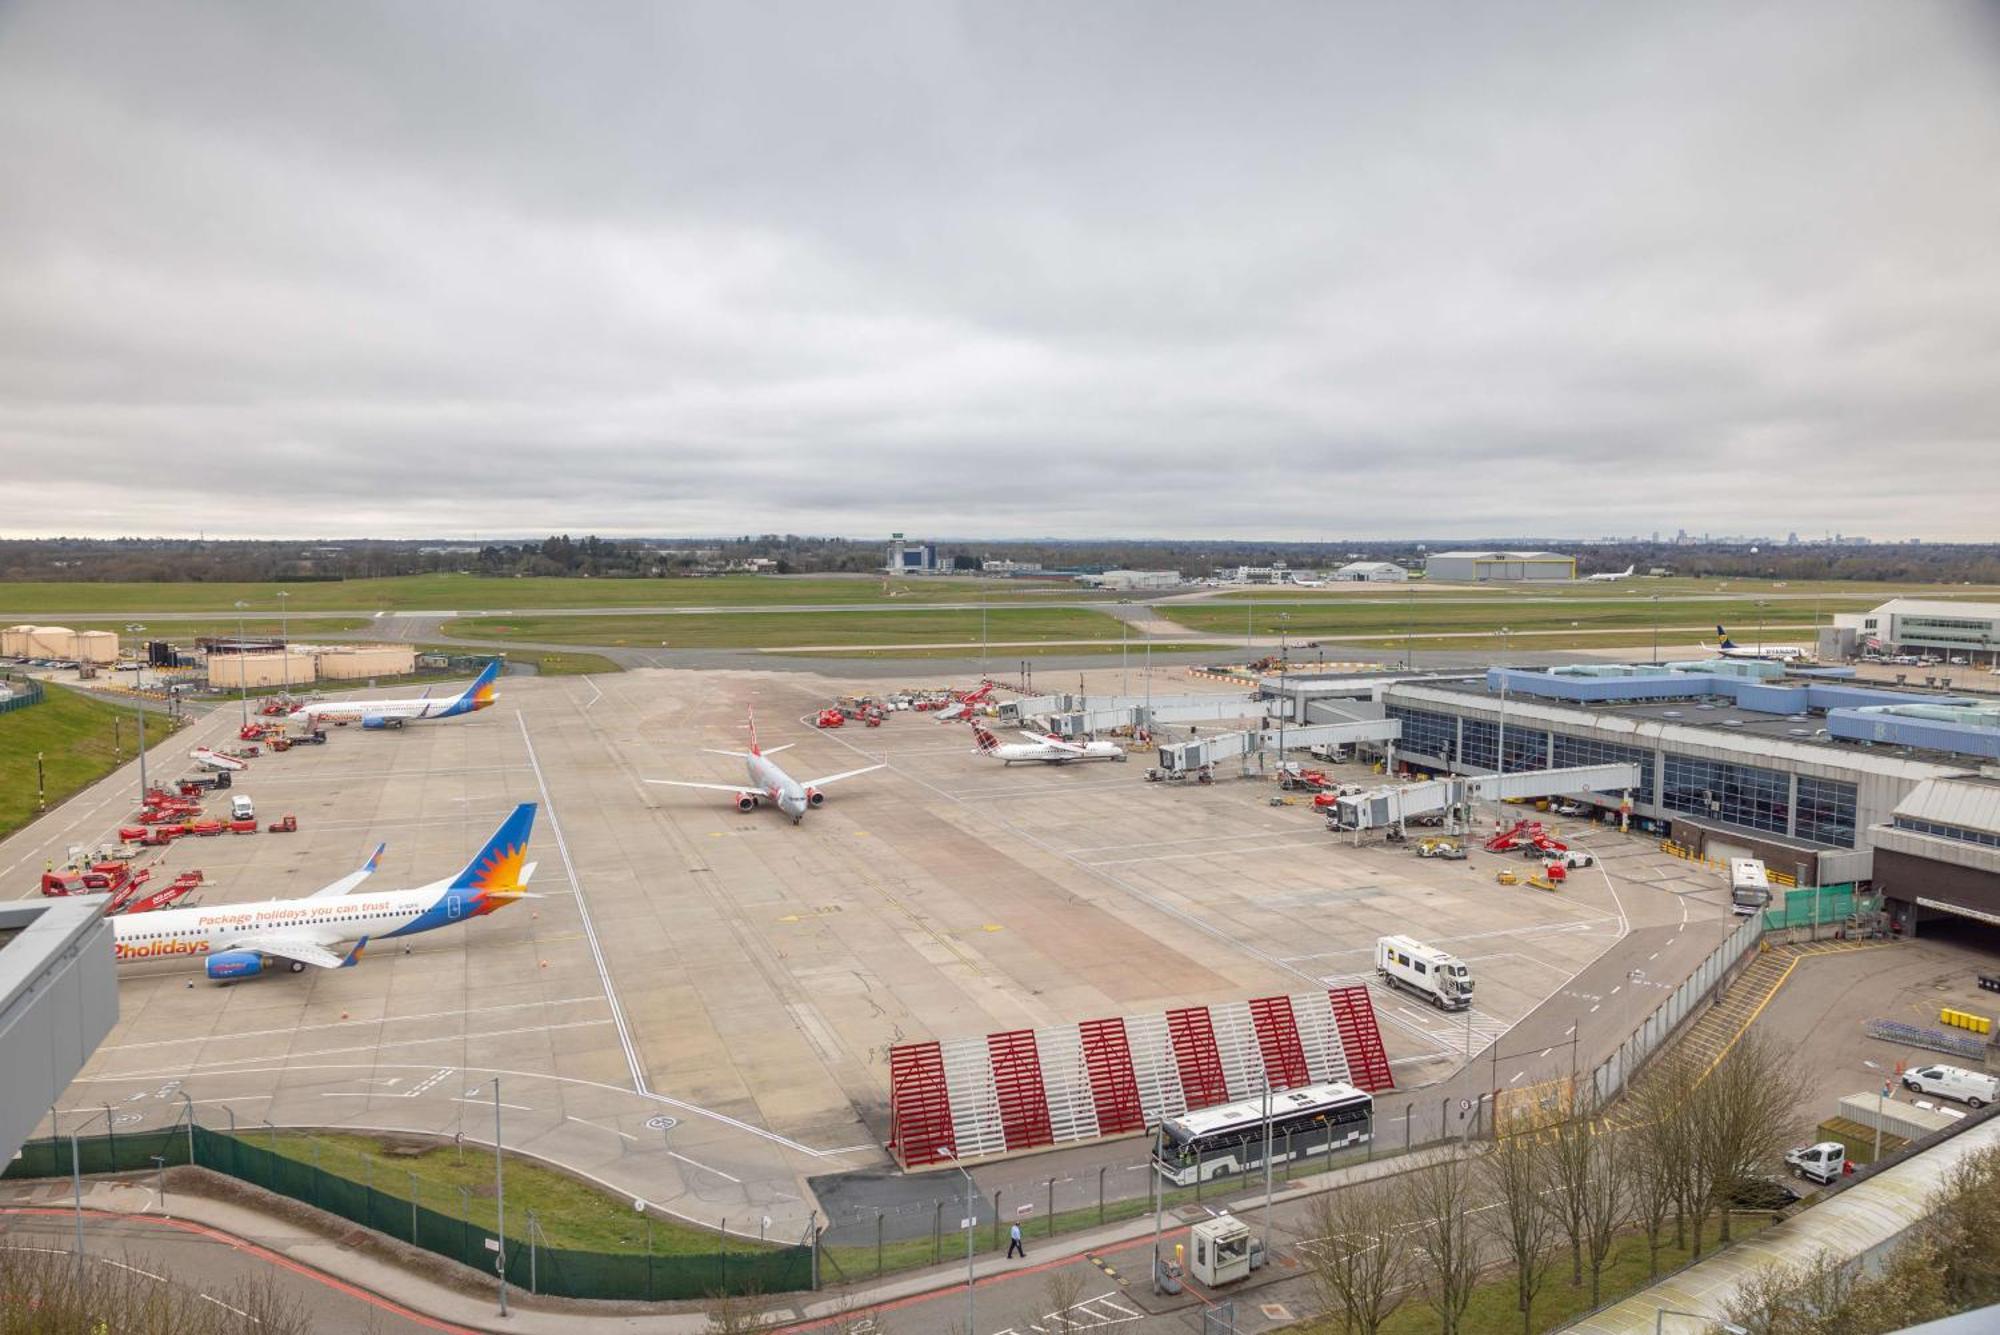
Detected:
[1188,1214,1253,1287]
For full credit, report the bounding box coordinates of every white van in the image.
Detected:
[229,794,255,822]
[1785,1141,1847,1184]
[1902,1064,1998,1109]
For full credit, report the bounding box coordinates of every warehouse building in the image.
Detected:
[1423,550,1576,582]
[1332,561,1409,583]
[1823,599,2000,665]
[1342,663,2000,932]
[1078,569,1182,591]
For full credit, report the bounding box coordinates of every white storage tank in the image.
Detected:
[23,626,79,659]
[1,625,32,657]
[206,652,296,689]
[73,630,119,665]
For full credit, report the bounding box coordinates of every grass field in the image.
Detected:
[410,645,620,676]
[0,574,1099,616]
[59,617,372,638]
[252,1130,759,1257]
[769,641,1217,659]
[1204,578,2000,601]
[1343,627,1814,653]
[0,682,180,840]
[1161,595,1866,640]
[438,607,1131,649]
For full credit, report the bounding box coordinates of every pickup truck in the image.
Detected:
[1785,1141,1848,1184]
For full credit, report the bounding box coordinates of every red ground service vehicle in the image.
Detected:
[102,870,157,914]
[123,872,202,914]
[1484,819,1569,857]
[267,813,298,833]
[228,818,258,834]
[816,709,845,729]
[188,819,225,837]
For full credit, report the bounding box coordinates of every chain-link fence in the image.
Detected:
[5,1124,811,1301]
[0,674,45,715]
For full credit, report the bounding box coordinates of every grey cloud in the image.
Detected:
[1,1,1996,539]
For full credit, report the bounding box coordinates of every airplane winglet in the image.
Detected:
[340,937,370,969]
[363,841,386,875]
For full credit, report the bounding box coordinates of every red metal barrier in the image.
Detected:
[1165,1006,1230,1111]
[887,1041,954,1168]
[1328,986,1394,1092]
[986,1030,1053,1152]
[1078,1018,1144,1136]
[1247,995,1312,1091]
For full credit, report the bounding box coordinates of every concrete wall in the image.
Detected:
[206,652,317,688]
[0,900,118,1163]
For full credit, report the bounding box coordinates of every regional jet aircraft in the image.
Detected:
[646,711,882,823]
[286,659,501,729]
[971,722,1127,765]
[1585,565,1636,582]
[112,803,538,982]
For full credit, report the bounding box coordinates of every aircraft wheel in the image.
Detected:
[289,960,306,974]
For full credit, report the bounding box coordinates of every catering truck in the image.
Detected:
[1376,935,1474,1011]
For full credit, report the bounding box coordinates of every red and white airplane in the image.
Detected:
[971,722,1126,766]
[647,710,883,824]
[935,680,996,723]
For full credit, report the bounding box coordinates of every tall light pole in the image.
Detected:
[1260,1077,1275,1264]
[938,1149,975,1335]
[1277,613,1290,771]
[276,591,290,696]
[1650,594,1661,666]
[1756,600,1767,656]
[1496,626,1510,776]
[466,1077,508,1316]
[70,1103,114,1279]
[233,600,250,725]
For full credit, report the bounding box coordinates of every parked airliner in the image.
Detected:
[647,711,882,823]
[286,660,501,729]
[1703,626,1809,662]
[111,804,538,981]
[1585,565,1636,582]
[971,722,1126,765]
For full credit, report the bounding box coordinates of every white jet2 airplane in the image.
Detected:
[971,722,1127,766]
[287,659,502,729]
[112,803,538,982]
[1585,565,1636,582]
[647,711,882,824]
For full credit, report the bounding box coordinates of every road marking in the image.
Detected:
[102,1257,170,1282]
[94,996,606,1052]
[1510,1070,1526,1084]
[668,1151,741,1184]
[517,711,647,1094]
[1539,1048,1552,1058]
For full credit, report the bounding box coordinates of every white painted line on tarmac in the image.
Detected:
[94,995,607,1052]
[452,1096,533,1112]
[516,710,647,1095]
[1510,1071,1526,1084]
[670,1151,741,1183]
[103,1258,170,1282]
[1539,1048,1552,1058]
[565,1114,639,1142]
[116,1018,612,1072]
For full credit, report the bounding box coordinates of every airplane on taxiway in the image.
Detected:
[647,710,882,823]
[286,659,502,729]
[1585,564,1636,582]
[970,721,1127,765]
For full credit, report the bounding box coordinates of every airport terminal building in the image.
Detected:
[1287,661,2000,932]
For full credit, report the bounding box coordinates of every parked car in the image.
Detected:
[1785,1141,1848,1184]
[1902,1064,1998,1108]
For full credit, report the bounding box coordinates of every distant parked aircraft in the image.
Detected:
[1585,565,1636,582]
[287,660,501,730]
[971,722,1126,765]
[647,710,883,824]
[1703,626,1809,662]
[112,804,538,982]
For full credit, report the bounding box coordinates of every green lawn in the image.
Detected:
[438,607,1131,649]
[1343,627,1816,653]
[411,645,620,676]
[769,642,1217,660]
[0,574,1097,616]
[1205,578,2000,601]
[0,682,181,840]
[252,1130,759,1257]
[59,617,372,639]
[1162,596,1870,640]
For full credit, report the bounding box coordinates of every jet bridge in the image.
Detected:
[1013,691,1268,738]
[1327,763,1645,832]
[1153,717,1404,772]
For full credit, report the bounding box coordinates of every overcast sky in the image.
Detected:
[2,2,1996,542]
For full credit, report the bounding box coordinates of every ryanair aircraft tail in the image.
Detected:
[1716,625,1740,649]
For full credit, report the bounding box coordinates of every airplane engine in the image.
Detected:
[361,715,403,730]
[205,950,264,981]
[806,787,826,808]
[735,793,758,812]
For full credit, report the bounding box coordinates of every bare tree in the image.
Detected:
[1543,1085,1597,1287]
[1689,1031,1806,1251]
[1625,1048,1696,1272]
[0,1244,312,1334]
[1409,1153,1480,1335]
[1578,1123,1630,1306]
[1302,1179,1410,1335]
[1033,1268,1089,1333]
[1483,1109,1557,1335]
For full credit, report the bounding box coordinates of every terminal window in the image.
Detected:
[1387,706,1458,763]
[1552,735,1655,803]
[1661,754,1789,835]
[1795,776,1858,848]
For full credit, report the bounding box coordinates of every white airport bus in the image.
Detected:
[1730,857,1773,916]
[1152,1082,1373,1186]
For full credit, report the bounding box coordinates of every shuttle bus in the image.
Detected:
[1152,1082,1373,1186]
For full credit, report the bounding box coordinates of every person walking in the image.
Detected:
[1007,1221,1025,1259]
